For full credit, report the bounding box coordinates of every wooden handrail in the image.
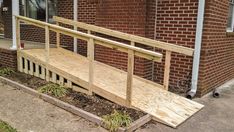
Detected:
[53,16,196,92]
[53,16,194,56]
[15,15,163,62]
[15,15,166,106]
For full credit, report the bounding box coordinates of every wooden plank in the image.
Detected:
[29,61,34,75]
[95,60,165,90]
[46,69,50,81]
[67,80,72,88]
[126,42,135,106]
[163,51,172,91]
[40,67,46,79]
[72,85,90,95]
[18,54,23,72]
[53,16,194,56]
[56,22,60,48]
[45,26,50,63]
[126,114,152,132]
[94,40,161,62]
[52,72,57,83]
[59,76,64,85]
[88,35,94,95]
[16,18,21,51]
[45,25,50,82]
[35,64,39,77]
[24,58,29,74]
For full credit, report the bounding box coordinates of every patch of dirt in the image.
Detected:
[2,71,145,121]
[5,72,47,89]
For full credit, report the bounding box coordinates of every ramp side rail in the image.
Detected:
[53,16,194,92]
[15,15,164,106]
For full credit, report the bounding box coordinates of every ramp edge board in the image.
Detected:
[18,48,204,128]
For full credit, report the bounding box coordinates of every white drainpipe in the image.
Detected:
[11,0,19,50]
[73,0,78,53]
[151,0,158,81]
[187,0,206,99]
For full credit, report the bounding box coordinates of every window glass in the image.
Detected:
[19,0,57,23]
[19,0,25,16]
[26,0,46,21]
[0,0,3,34]
[48,0,57,23]
[227,0,234,31]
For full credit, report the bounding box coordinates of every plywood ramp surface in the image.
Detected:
[21,48,204,128]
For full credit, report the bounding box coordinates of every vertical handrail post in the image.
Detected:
[163,50,172,90]
[88,30,94,95]
[16,17,23,72]
[16,17,21,51]
[126,41,135,107]
[45,25,50,81]
[56,22,60,48]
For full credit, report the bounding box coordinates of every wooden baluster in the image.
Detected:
[35,64,39,77]
[29,61,33,75]
[56,22,60,48]
[52,72,57,83]
[45,26,50,81]
[88,30,94,95]
[59,76,64,86]
[126,41,135,107]
[163,51,172,91]
[24,59,28,74]
[41,67,46,79]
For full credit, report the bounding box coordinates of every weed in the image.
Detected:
[38,83,67,97]
[0,120,17,132]
[0,68,14,76]
[102,110,132,132]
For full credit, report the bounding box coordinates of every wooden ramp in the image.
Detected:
[15,15,204,128]
[18,48,203,128]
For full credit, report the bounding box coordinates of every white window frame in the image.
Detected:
[227,0,234,32]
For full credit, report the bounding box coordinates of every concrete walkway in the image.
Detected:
[0,82,106,132]
[1,80,234,132]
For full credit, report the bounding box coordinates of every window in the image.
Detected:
[0,0,3,35]
[227,0,234,32]
[20,0,57,23]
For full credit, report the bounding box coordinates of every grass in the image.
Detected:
[38,83,68,97]
[102,110,132,132]
[0,68,14,76]
[0,120,17,132]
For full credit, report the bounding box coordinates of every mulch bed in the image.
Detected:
[2,71,146,121]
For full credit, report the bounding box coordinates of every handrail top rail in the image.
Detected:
[53,16,194,56]
[15,15,163,62]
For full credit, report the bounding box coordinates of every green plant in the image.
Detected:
[38,83,67,97]
[102,110,132,132]
[0,120,17,132]
[0,68,14,76]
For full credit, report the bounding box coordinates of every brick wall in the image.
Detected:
[0,48,17,69]
[76,0,97,56]
[146,0,198,94]
[198,0,234,96]
[95,0,153,79]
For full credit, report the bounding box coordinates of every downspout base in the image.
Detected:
[186,91,196,99]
